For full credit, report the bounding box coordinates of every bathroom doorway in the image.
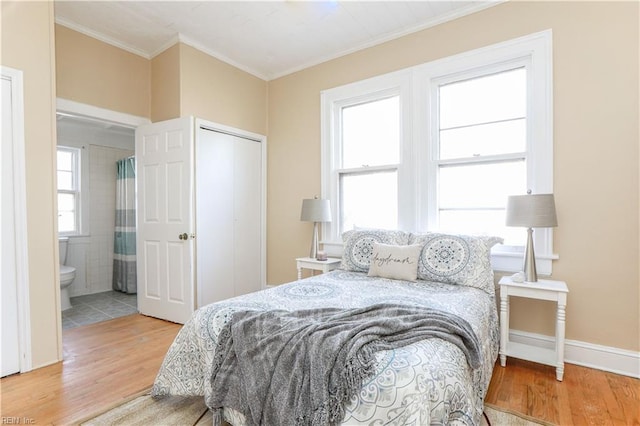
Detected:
[56,106,145,331]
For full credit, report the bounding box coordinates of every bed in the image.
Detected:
[152,229,501,425]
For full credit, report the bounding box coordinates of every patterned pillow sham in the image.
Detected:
[408,232,503,293]
[341,229,411,272]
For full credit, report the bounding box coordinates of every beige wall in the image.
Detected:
[267,1,639,351]
[55,25,150,118]
[150,44,180,122]
[179,44,268,135]
[150,43,268,132]
[1,1,61,367]
[56,28,268,133]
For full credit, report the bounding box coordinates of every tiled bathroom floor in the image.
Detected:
[62,290,138,330]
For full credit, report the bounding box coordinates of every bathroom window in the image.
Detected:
[57,146,82,235]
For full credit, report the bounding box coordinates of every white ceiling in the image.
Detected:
[54,1,501,81]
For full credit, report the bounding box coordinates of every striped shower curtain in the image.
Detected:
[113,157,137,293]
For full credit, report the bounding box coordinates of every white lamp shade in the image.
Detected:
[506,193,558,228]
[300,198,332,223]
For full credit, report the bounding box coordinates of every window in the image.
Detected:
[340,95,400,232]
[322,30,554,273]
[57,146,81,235]
[432,67,528,245]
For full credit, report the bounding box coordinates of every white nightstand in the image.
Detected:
[498,276,569,381]
[296,257,342,280]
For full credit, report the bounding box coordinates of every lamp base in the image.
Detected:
[523,227,538,282]
[309,222,319,259]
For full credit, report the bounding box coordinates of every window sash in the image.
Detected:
[437,157,527,210]
[341,95,400,169]
[438,67,527,131]
[57,190,79,234]
[57,146,82,235]
[337,166,399,233]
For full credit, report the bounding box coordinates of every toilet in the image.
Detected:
[58,237,76,311]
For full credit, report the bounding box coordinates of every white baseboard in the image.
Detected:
[509,329,640,378]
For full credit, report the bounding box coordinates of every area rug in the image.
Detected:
[81,392,550,426]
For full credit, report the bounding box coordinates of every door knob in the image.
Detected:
[179,233,188,240]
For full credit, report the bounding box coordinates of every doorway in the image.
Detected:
[57,115,137,329]
[55,100,149,332]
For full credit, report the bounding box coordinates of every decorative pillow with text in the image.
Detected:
[367,243,422,281]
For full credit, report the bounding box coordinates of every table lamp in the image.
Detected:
[300,197,332,259]
[506,192,557,282]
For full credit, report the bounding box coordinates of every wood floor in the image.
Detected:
[0,314,182,425]
[1,314,638,425]
[485,358,640,425]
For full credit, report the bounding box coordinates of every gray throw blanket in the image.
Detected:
[207,303,482,426]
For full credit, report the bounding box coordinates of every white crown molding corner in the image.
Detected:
[56,99,150,128]
[176,34,270,82]
[509,329,640,379]
[149,34,181,59]
[55,17,152,60]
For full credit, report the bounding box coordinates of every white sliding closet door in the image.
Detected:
[196,126,262,307]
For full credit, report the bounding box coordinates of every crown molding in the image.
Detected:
[55,1,505,81]
[55,17,152,59]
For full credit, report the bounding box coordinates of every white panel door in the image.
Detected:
[136,117,195,324]
[196,127,262,307]
[1,74,20,377]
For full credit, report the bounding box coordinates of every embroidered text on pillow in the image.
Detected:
[371,253,415,268]
[367,243,421,282]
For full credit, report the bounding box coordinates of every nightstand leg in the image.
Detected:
[500,295,509,367]
[556,302,566,381]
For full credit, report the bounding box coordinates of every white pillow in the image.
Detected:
[367,243,422,282]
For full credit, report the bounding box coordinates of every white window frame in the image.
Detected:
[57,145,88,236]
[321,30,555,274]
[321,70,416,247]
